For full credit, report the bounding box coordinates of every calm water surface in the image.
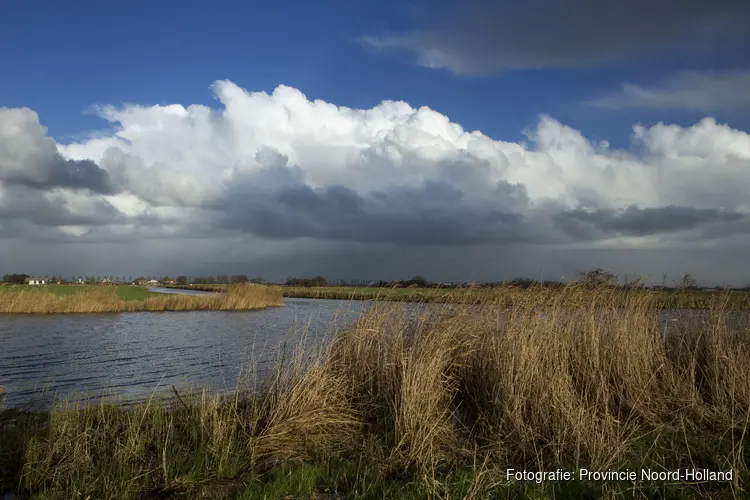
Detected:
[0,298,369,409]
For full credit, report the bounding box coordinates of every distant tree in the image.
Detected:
[231,274,249,284]
[175,276,188,285]
[576,269,618,288]
[2,273,30,284]
[285,276,328,287]
[678,273,698,290]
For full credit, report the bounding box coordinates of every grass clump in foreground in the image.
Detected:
[2,285,749,498]
[0,284,283,313]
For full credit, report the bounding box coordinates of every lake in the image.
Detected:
[0,297,370,409]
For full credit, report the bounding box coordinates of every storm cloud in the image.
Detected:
[0,108,117,194]
[556,206,745,239]
[2,81,750,284]
[361,0,750,75]
[587,70,750,113]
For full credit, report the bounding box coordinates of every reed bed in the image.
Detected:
[0,284,283,313]
[162,283,229,293]
[284,284,750,309]
[2,286,749,498]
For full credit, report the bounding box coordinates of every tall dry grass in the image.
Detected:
[4,285,749,498]
[284,284,750,309]
[0,284,283,313]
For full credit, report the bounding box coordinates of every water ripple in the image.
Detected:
[0,298,367,409]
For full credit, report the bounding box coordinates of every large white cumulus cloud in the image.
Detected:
[2,79,750,267]
[49,80,750,248]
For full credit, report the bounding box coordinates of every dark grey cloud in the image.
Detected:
[209,159,748,248]
[555,205,744,239]
[0,108,118,194]
[211,161,556,246]
[363,0,750,74]
[18,157,117,194]
[4,235,750,287]
[184,242,750,288]
[587,70,750,113]
[0,188,126,229]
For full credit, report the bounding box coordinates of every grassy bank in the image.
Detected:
[2,286,749,498]
[1,284,158,301]
[0,284,283,314]
[283,284,750,309]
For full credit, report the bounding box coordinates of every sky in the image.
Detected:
[1,0,750,285]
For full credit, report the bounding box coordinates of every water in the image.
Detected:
[0,298,369,409]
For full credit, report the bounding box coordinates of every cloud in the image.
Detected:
[587,70,750,113]
[361,0,750,75]
[2,80,750,283]
[0,185,127,229]
[555,206,744,239]
[0,108,118,194]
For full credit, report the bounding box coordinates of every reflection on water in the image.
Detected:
[0,298,369,409]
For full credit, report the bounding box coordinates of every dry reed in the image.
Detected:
[284,284,750,309]
[2,285,749,498]
[0,284,283,314]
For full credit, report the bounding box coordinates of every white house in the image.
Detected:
[146,279,160,285]
[25,277,46,285]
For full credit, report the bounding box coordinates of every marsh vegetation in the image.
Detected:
[1,285,748,498]
[281,283,750,309]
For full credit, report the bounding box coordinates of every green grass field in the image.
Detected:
[0,284,157,301]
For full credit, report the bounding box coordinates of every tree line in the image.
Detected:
[2,270,747,291]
